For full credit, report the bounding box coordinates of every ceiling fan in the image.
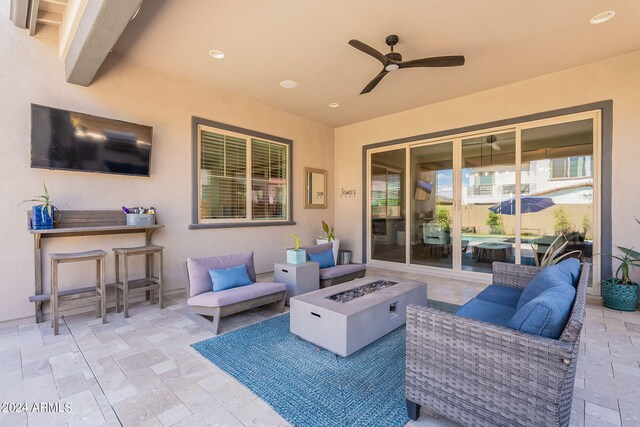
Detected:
[486,135,501,151]
[348,34,465,94]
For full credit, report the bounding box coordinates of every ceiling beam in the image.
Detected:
[64,0,143,86]
[27,0,39,35]
[9,0,29,28]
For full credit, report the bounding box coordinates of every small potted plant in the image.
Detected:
[316,221,340,263]
[600,218,639,311]
[283,234,306,265]
[22,183,57,230]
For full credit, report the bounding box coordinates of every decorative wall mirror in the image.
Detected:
[305,167,327,209]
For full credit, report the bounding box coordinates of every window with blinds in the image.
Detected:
[197,123,290,224]
[200,130,247,220]
[251,139,287,220]
[550,156,593,179]
[370,169,402,219]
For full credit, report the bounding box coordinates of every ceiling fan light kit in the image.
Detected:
[348,34,465,94]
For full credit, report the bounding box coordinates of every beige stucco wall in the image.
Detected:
[334,50,640,284]
[0,7,334,323]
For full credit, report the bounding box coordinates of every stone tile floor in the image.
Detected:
[0,266,638,426]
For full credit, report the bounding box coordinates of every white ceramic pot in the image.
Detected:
[316,238,340,264]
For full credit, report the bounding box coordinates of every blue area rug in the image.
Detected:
[192,299,459,427]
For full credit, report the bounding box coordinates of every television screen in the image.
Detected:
[31,104,153,176]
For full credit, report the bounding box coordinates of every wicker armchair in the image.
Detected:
[405,261,590,427]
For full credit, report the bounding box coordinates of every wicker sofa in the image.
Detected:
[405,261,590,427]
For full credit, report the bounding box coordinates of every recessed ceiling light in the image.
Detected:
[280,80,298,89]
[590,11,615,24]
[208,50,225,59]
[328,102,340,108]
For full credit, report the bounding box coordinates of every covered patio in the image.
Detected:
[2,0,640,426]
[1,267,638,426]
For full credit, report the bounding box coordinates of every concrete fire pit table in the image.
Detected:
[289,276,427,357]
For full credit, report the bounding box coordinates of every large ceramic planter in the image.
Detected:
[316,238,340,264]
[31,205,54,230]
[601,279,639,311]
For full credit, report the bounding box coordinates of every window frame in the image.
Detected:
[190,117,295,229]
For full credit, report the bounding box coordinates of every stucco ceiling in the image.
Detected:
[112,0,640,128]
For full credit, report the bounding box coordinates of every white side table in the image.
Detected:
[274,261,320,305]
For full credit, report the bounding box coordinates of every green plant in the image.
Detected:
[535,234,582,267]
[604,246,640,284]
[283,234,301,251]
[553,207,573,236]
[599,217,640,285]
[486,211,504,235]
[20,182,56,217]
[322,221,335,242]
[435,205,451,232]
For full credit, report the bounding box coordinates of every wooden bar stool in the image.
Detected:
[113,245,164,318]
[50,249,107,336]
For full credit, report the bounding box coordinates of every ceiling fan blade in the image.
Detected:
[399,55,465,69]
[348,39,388,65]
[360,70,389,94]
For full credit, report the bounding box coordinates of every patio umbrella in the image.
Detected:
[489,196,555,215]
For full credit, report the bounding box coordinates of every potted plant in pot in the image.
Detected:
[316,221,340,264]
[283,234,306,265]
[22,183,57,230]
[600,219,640,311]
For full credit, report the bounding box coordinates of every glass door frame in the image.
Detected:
[365,110,601,282]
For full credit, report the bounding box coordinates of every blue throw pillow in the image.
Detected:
[209,264,253,292]
[554,258,581,286]
[308,249,335,269]
[508,284,576,339]
[516,264,574,311]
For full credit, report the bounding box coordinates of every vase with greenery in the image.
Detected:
[317,221,340,263]
[22,183,57,230]
[283,234,306,265]
[599,218,640,311]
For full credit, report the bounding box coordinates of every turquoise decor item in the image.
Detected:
[192,299,459,427]
[601,280,639,311]
[287,249,306,265]
[31,205,54,230]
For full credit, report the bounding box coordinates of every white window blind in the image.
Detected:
[251,139,287,220]
[197,124,290,224]
[200,130,247,219]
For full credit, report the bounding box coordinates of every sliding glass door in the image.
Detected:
[461,131,516,273]
[370,149,406,263]
[366,112,599,281]
[410,142,454,269]
[520,119,594,267]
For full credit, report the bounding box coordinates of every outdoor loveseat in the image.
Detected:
[300,242,366,288]
[186,252,287,334]
[405,260,590,427]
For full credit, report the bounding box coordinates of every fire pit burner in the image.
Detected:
[327,280,398,303]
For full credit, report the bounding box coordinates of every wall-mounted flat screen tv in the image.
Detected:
[31,104,153,176]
